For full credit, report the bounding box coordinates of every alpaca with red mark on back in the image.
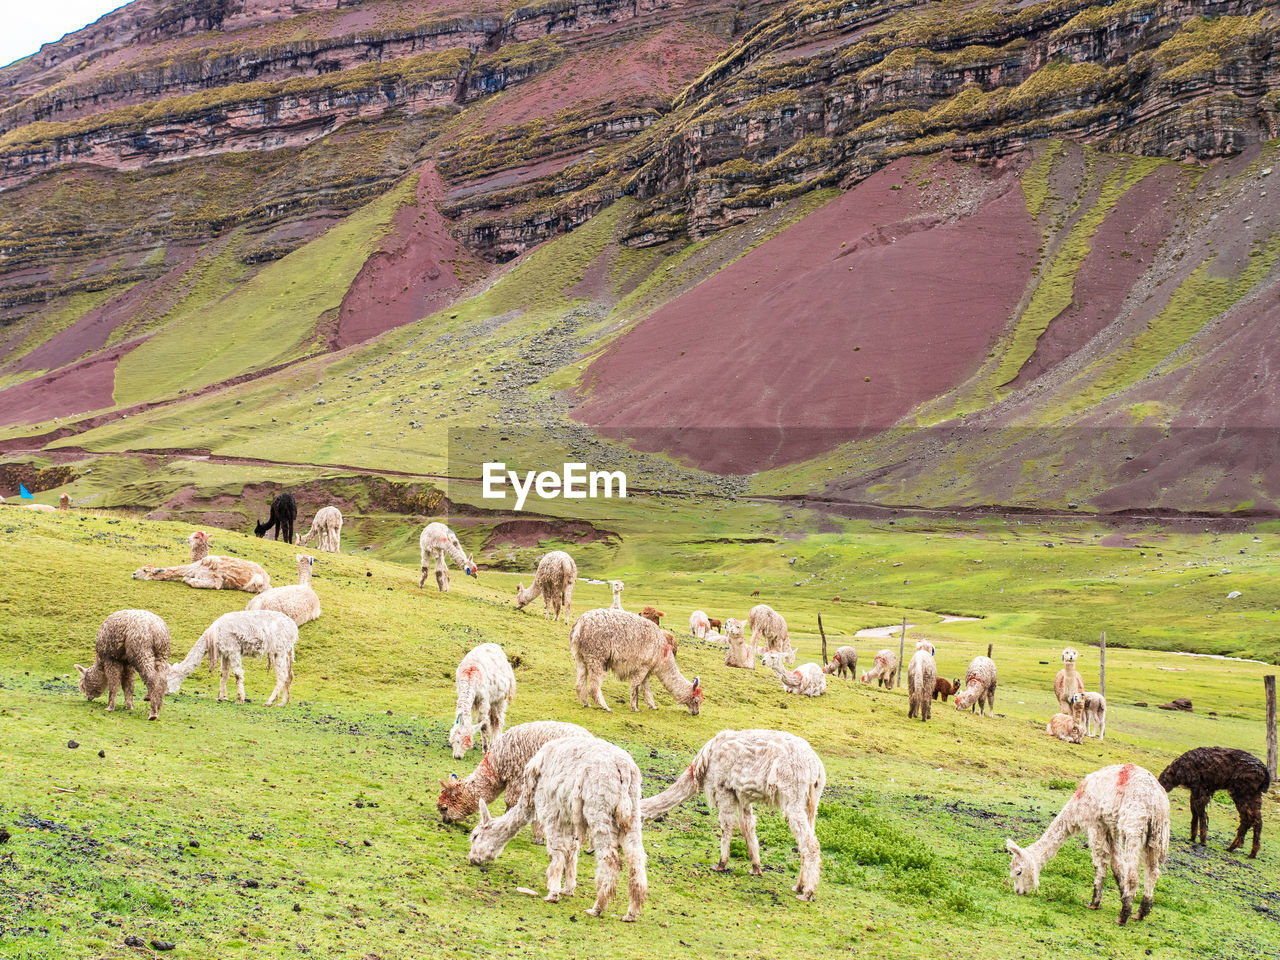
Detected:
[449,642,516,759]
[419,521,478,592]
[748,604,793,664]
[954,655,997,716]
[1007,763,1169,924]
[689,610,710,639]
[76,610,172,721]
[1159,747,1270,858]
[515,550,577,623]
[570,608,702,713]
[861,648,898,688]
[761,650,826,697]
[823,646,857,679]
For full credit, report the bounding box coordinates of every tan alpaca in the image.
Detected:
[907,640,937,721]
[247,554,321,625]
[297,505,342,553]
[1007,764,1170,924]
[748,603,793,664]
[418,521,477,591]
[515,550,577,622]
[76,610,171,720]
[1055,647,1085,712]
[167,610,297,705]
[860,648,899,687]
[448,642,516,759]
[468,736,648,921]
[954,655,998,716]
[761,650,826,697]
[823,646,858,678]
[570,608,703,713]
[1047,696,1085,743]
[133,552,271,594]
[641,729,825,901]
[57,494,70,510]
[723,617,753,669]
[689,609,709,638]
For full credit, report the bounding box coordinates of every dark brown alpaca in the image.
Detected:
[932,676,961,702]
[707,618,722,631]
[75,610,172,720]
[1158,747,1270,858]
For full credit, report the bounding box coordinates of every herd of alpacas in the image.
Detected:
[52,500,1272,926]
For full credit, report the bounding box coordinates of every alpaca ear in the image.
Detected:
[439,778,450,789]
[75,664,87,677]
[692,676,700,691]
[450,773,458,781]
[478,799,491,823]
[1005,839,1020,855]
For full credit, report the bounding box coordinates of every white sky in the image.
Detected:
[2,1,131,70]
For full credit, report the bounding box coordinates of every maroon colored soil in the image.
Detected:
[0,347,122,427]
[482,518,618,549]
[334,164,488,348]
[573,157,1038,474]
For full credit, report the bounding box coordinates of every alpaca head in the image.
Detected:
[436,773,475,823]
[448,712,473,759]
[688,676,703,715]
[164,667,185,695]
[761,651,785,671]
[132,566,158,580]
[468,799,512,864]
[464,555,478,578]
[610,579,623,595]
[915,638,935,653]
[1005,839,1040,894]
[724,618,743,639]
[1061,647,1078,665]
[954,686,976,710]
[514,583,529,608]
[75,663,104,700]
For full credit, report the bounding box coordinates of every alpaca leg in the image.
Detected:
[1112,845,1137,925]
[1250,801,1263,859]
[574,659,590,707]
[628,677,643,713]
[265,660,288,706]
[586,831,620,918]
[544,832,570,903]
[230,653,246,703]
[590,666,610,712]
[144,668,164,720]
[713,799,736,871]
[789,811,822,901]
[219,659,230,701]
[739,805,762,875]
[104,661,122,712]
[563,837,581,896]
[1191,793,1209,844]
[121,665,136,710]
[922,692,931,722]
[1088,829,1110,909]
[639,675,656,710]
[620,825,647,922]
[1138,841,1161,920]
[562,582,574,624]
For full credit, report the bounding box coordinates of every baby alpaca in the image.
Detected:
[748,603,793,664]
[449,643,517,759]
[689,610,710,639]
[932,676,961,701]
[907,640,937,721]
[1047,705,1085,744]
[822,646,858,679]
[640,605,665,626]
[722,617,754,669]
[418,522,478,592]
[641,729,825,900]
[954,656,997,716]
[1159,747,1270,859]
[167,610,297,706]
[468,736,648,921]
[1055,647,1085,712]
[58,494,70,510]
[1082,691,1107,740]
[1007,763,1169,924]
[76,610,172,720]
[246,554,321,625]
[860,648,898,688]
[761,650,826,697]
[297,505,342,553]
[515,550,577,623]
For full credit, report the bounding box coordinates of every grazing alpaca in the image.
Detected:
[187,530,211,561]
[515,550,577,623]
[296,505,342,553]
[1158,747,1270,859]
[1047,703,1085,743]
[133,553,271,594]
[761,650,826,697]
[932,676,961,702]
[723,617,754,669]
[953,656,997,716]
[468,736,648,921]
[437,720,591,840]
[907,640,937,721]
[860,648,898,688]
[254,492,296,543]
[247,554,321,625]
[75,610,171,720]
[418,521,478,591]
[570,608,703,714]
[748,603,793,664]
[58,494,70,510]
[640,605,665,626]
[823,646,858,679]
[1007,764,1170,924]
[689,610,710,639]
[610,580,625,610]
[641,729,824,901]
[1082,691,1107,740]
[708,617,722,631]
[449,643,516,759]
[1055,647,1085,712]
[166,610,297,706]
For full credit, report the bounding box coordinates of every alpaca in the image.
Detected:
[953,655,997,716]
[708,617,722,631]
[640,605,664,626]
[418,521,478,592]
[246,554,321,625]
[705,629,724,644]
[860,648,898,688]
[1158,747,1270,858]
[297,505,342,553]
[515,550,577,623]
[1082,691,1107,740]
[255,492,296,543]
[1055,647,1085,712]
[1007,764,1170,924]
[932,676,961,701]
[610,580,624,610]
[437,720,592,841]
[166,610,297,706]
[468,736,648,921]
[641,729,825,901]
[748,603,793,664]
[722,617,754,669]
[75,610,171,720]
[689,610,710,639]
[1047,707,1085,743]
[187,530,210,561]
[822,646,858,679]
[23,503,55,512]
[907,640,937,721]
[570,608,702,714]
[58,494,69,510]
[449,643,516,759]
[133,553,271,594]
[761,650,826,697]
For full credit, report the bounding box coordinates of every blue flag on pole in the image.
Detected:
[19,483,32,498]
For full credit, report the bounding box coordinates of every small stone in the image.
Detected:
[98,750,105,758]
[124,935,146,948]
[188,839,199,848]
[248,832,263,841]
[293,904,302,913]
[0,828,9,844]
[67,740,79,749]
[363,840,372,847]
[150,941,175,952]
[243,879,260,889]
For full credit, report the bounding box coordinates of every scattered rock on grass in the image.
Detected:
[67,740,79,749]
[150,941,175,952]
[1159,698,1193,712]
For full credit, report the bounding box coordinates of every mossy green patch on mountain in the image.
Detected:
[1021,138,1065,219]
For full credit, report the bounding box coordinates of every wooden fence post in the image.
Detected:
[1100,631,1107,700]
[897,617,906,688]
[986,643,993,659]
[1266,675,1277,783]
[819,614,828,666]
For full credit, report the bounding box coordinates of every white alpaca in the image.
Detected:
[704,629,724,644]
[166,610,297,705]
[689,610,710,639]
[449,642,516,759]
[468,736,648,921]
[610,580,625,610]
[748,603,793,664]
[297,505,342,553]
[1082,691,1107,740]
[641,729,824,900]
[133,554,271,594]
[1055,647,1085,712]
[515,550,577,623]
[860,648,899,688]
[1007,763,1170,924]
[761,650,826,697]
[723,617,754,669]
[570,608,702,713]
[907,639,937,721]
[953,655,997,716]
[187,530,211,561]
[418,521,477,592]
[247,554,321,625]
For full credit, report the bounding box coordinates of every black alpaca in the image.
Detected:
[1158,747,1270,859]
[255,493,297,543]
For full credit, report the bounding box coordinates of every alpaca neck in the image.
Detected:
[611,592,622,610]
[769,659,800,690]
[482,791,535,850]
[463,754,505,805]
[190,540,208,561]
[171,634,210,681]
[445,539,470,568]
[297,561,312,587]
[652,651,695,704]
[516,582,540,606]
[1027,798,1083,867]
[641,763,702,819]
[453,681,476,736]
[153,563,197,581]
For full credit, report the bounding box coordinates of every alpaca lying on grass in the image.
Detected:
[1159,747,1270,858]
[1047,702,1085,743]
[641,729,824,901]
[167,610,297,706]
[297,505,342,553]
[822,646,857,679]
[907,640,937,721]
[570,609,702,713]
[133,552,271,594]
[932,676,960,701]
[860,648,898,688]
[640,605,664,626]
[449,643,516,759]
[689,610,709,639]
[610,580,624,610]
[255,492,296,543]
[723,618,753,669]
[247,554,320,625]
[954,655,997,716]
[515,550,577,623]
[419,521,477,592]
[437,720,591,841]
[1055,647,1085,712]
[468,736,649,921]
[1007,763,1169,924]
[1082,691,1107,740]
[76,610,171,720]
[748,604,792,664]
[761,651,826,697]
